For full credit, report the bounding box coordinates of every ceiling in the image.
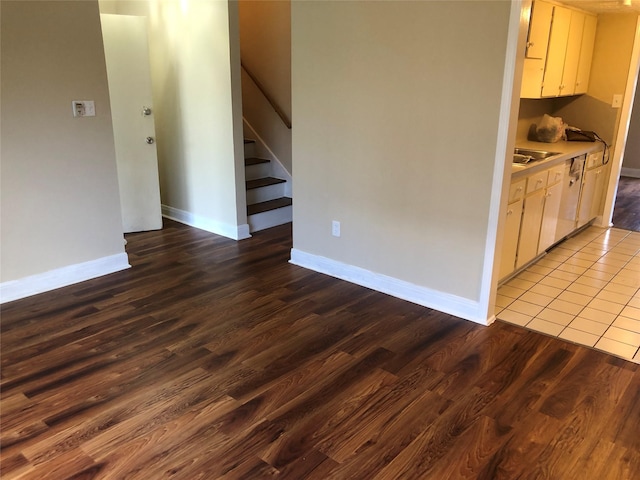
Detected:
[560,0,640,14]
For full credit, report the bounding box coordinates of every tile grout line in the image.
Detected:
[496,227,640,363]
[554,230,637,351]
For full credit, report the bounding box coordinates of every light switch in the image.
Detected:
[72,100,96,117]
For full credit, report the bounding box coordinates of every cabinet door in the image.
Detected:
[560,10,585,96]
[517,190,546,269]
[541,6,571,97]
[591,167,606,220]
[509,179,526,203]
[538,181,563,254]
[521,58,546,98]
[499,198,524,280]
[575,14,596,94]
[526,0,553,59]
[526,170,549,195]
[577,168,597,228]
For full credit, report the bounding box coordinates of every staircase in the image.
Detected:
[244,139,292,232]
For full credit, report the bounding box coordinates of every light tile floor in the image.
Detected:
[495,226,640,364]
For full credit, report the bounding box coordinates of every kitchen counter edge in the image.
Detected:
[511,140,604,180]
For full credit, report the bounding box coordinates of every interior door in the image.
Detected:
[100,14,162,233]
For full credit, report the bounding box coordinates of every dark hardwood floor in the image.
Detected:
[1,219,639,479]
[613,176,640,231]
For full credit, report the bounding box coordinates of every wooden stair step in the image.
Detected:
[246,177,286,190]
[245,157,270,166]
[247,197,292,215]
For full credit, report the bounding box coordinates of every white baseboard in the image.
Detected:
[0,253,130,304]
[162,205,251,240]
[620,167,640,178]
[289,249,490,325]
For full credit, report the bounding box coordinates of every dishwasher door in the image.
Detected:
[555,155,585,241]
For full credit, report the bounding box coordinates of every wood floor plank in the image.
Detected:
[612,176,640,232]
[1,219,638,479]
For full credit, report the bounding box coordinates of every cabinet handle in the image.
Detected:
[536,179,543,185]
[507,209,513,216]
[527,41,535,48]
[517,187,523,191]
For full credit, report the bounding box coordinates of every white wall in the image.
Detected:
[100,0,248,240]
[291,1,514,322]
[1,0,128,298]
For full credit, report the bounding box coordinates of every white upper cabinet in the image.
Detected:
[521,1,597,99]
[575,14,597,94]
[525,0,553,59]
[540,5,572,97]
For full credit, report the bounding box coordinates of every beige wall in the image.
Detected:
[292,1,512,302]
[555,14,638,147]
[517,98,556,140]
[239,0,291,120]
[1,0,126,282]
[589,14,638,107]
[238,0,292,173]
[99,0,247,237]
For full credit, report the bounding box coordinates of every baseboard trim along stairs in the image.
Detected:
[244,138,292,232]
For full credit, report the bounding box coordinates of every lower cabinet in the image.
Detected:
[538,166,564,254]
[577,150,607,228]
[499,195,524,279]
[500,164,565,278]
[517,188,546,269]
[500,148,606,281]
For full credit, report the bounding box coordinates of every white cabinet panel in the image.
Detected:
[575,14,597,95]
[560,10,585,96]
[509,179,526,203]
[538,181,563,254]
[526,0,553,59]
[541,6,571,98]
[526,170,549,195]
[500,198,524,280]
[517,189,546,269]
[521,1,596,99]
[577,149,606,228]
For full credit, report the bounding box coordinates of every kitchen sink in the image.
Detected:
[513,148,561,164]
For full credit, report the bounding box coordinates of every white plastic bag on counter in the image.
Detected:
[535,114,566,143]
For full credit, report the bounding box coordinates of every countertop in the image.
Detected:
[511,140,603,179]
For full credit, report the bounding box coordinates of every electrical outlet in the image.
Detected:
[72,101,85,117]
[332,220,341,237]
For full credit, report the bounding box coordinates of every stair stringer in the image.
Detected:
[243,118,292,197]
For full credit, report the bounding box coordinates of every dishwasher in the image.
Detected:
[555,154,586,241]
